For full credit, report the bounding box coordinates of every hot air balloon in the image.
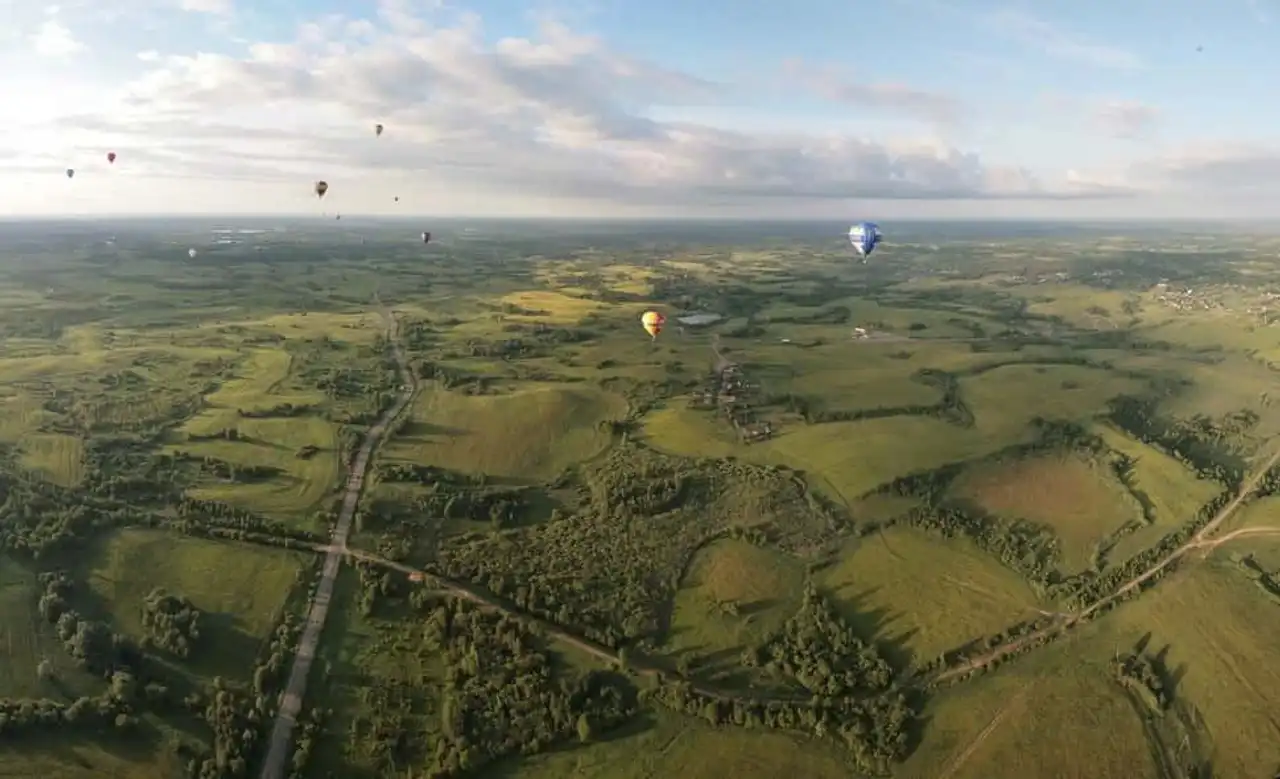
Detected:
[848,222,882,261]
[375,123,384,137]
[641,311,665,339]
[422,231,431,244]
[66,168,74,179]
[188,248,197,258]
[314,181,328,198]
[394,196,400,202]
[106,152,116,164]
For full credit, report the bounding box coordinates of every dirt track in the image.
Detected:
[257,302,415,779]
[935,446,1280,684]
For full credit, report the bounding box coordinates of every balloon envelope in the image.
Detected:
[106,152,116,163]
[188,249,197,258]
[314,180,328,198]
[641,310,665,338]
[375,123,384,136]
[66,169,74,179]
[848,222,881,258]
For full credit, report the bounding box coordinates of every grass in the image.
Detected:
[19,432,85,486]
[899,637,1157,779]
[0,740,184,779]
[84,529,309,682]
[1094,424,1223,525]
[1096,557,1280,779]
[818,527,1044,667]
[949,454,1139,572]
[961,363,1145,442]
[501,707,862,779]
[500,290,608,324]
[0,556,103,700]
[383,383,627,481]
[665,539,806,685]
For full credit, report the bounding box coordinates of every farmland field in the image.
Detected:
[3,219,1280,779]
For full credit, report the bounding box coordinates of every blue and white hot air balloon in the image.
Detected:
[848,222,882,261]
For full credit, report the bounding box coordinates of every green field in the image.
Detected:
[950,454,1139,572]
[85,529,309,680]
[2,221,1279,778]
[818,527,1044,666]
[666,539,806,685]
[383,383,627,480]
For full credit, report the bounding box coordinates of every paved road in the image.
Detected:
[258,302,414,779]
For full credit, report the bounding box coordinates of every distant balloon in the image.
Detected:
[66,168,74,179]
[394,196,400,202]
[314,180,328,198]
[641,310,665,339]
[335,214,341,220]
[188,248,197,258]
[375,123,384,136]
[848,222,882,261]
[106,152,116,164]
[422,231,431,244]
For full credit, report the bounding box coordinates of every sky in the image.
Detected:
[2,0,1279,219]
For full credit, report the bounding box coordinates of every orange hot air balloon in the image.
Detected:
[106,152,116,163]
[641,311,665,339]
[314,180,328,198]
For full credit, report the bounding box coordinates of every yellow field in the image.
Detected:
[383,384,627,480]
[19,432,85,486]
[86,529,309,680]
[818,527,1043,665]
[500,290,608,324]
[667,540,806,678]
[509,707,859,779]
[200,349,325,411]
[950,455,1138,571]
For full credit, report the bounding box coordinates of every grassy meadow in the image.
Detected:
[2,221,1279,778]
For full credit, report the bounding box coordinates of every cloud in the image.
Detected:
[137,49,160,61]
[42,6,1122,209]
[30,19,83,57]
[783,61,963,125]
[983,9,1142,70]
[1094,100,1159,139]
[178,0,233,14]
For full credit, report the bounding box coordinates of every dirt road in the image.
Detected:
[257,303,415,779]
[935,446,1280,684]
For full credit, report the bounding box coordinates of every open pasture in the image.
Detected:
[1085,558,1280,779]
[18,433,85,486]
[0,741,185,779]
[84,529,309,681]
[962,362,1145,441]
[949,454,1138,572]
[818,527,1043,666]
[665,539,806,685]
[383,383,626,481]
[500,290,609,324]
[900,638,1157,779]
[0,557,103,700]
[506,707,860,779]
[1095,425,1222,525]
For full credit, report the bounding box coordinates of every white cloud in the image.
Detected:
[983,9,1142,70]
[35,6,1117,214]
[178,0,233,15]
[137,49,160,61]
[783,60,963,125]
[30,19,83,57]
[1094,100,1159,139]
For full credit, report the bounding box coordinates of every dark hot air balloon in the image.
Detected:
[314,181,328,198]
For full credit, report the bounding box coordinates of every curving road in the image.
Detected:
[258,301,415,779]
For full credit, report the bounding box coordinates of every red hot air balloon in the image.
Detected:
[107,152,116,164]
